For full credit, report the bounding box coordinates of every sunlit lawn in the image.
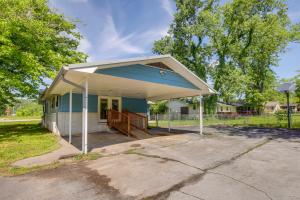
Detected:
[0,116,41,120]
[0,121,59,176]
[149,114,300,129]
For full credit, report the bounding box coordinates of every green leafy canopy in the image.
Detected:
[153,0,300,113]
[0,0,87,106]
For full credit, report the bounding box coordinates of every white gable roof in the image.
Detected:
[42,55,215,100]
[66,55,215,95]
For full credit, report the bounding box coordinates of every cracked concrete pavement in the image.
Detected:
[0,126,299,200]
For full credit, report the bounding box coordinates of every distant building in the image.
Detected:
[264,101,281,114]
[167,100,199,116]
[280,103,299,113]
[4,106,15,116]
[216,102,237,114]
[234,102,256,114]
[168,100,238,116]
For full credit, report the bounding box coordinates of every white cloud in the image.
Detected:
[100,15,144,54]
[89,12,170,60]
[139,28,169,40]
[78,37,96,61]
[48,0,172,61]
[92,14,146,59]
[78,37,91,53]
[160,0,174,17]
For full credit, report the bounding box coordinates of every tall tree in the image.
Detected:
[0,0,86,106]
[153,0,217,81]
[153,0,299,113]
[210,0,298,110]
[153,0,218,114]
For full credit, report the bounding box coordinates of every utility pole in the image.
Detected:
[278,82,296,129]
[286,91,291,129]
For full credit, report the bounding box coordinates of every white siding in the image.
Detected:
[168,100,199,115]
[44,112,110,136]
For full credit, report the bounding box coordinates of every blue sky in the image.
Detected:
[49,0,299,79]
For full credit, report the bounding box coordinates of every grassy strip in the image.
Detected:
[0,116,41,120]
[73,152,102,161]
[149,114,300,129]
[0,121,60,176]
[8,161,61,176]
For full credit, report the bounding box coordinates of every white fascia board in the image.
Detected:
[165,56,216,94]
[70,66,98,73]
[67,54,171,69]
[41,67,66,100]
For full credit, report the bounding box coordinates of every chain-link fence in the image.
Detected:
[149,113,300,129]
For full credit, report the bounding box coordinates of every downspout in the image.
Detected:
[61,71,88,153]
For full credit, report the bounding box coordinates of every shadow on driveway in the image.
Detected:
[205,125,300,140]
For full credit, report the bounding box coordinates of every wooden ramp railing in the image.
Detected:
[107,109,131,136]
[123,110,148,132]
[107,109,148,137]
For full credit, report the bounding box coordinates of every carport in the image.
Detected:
[41,55,215,153]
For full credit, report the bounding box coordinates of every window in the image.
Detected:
[180,107,189,115]
[112,99,120,111]
[51,97,55,109]
[56,96,59,107]
[100,98,108,120]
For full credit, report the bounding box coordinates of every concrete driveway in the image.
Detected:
[0,126,299,200]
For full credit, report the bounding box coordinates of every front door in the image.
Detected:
[99,97,121,121]
[99,98,108,120]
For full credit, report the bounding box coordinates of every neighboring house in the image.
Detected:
[264,101,281,114]
[167,100,200,120]
[4,106,15,116]
[41,55,215,153]
[234,102,256,114]
[216,102,237,114]
[167,100,238,116]
[167,100,199,115]
[280,103,299,113]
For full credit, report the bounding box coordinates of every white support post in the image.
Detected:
[82,79,88,154]
[168,99,171,133]
[199,95,203,135]
[68,89,72,144]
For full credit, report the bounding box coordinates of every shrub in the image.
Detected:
[275,110,287,122]
[16,102,42,117]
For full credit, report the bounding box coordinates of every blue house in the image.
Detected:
[41,55,214,153]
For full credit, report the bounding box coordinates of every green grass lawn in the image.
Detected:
[0,115,41,120]
[149,114,300,129]
[0,121,59,176]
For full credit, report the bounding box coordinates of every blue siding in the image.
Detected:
[122,97,147,113]
[95,64,198,90]
[59,93,98,112]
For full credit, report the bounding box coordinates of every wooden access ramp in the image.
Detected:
[107,109,151,139]
[130,127,152,139]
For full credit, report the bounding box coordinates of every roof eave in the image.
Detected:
[41,67,67,100]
